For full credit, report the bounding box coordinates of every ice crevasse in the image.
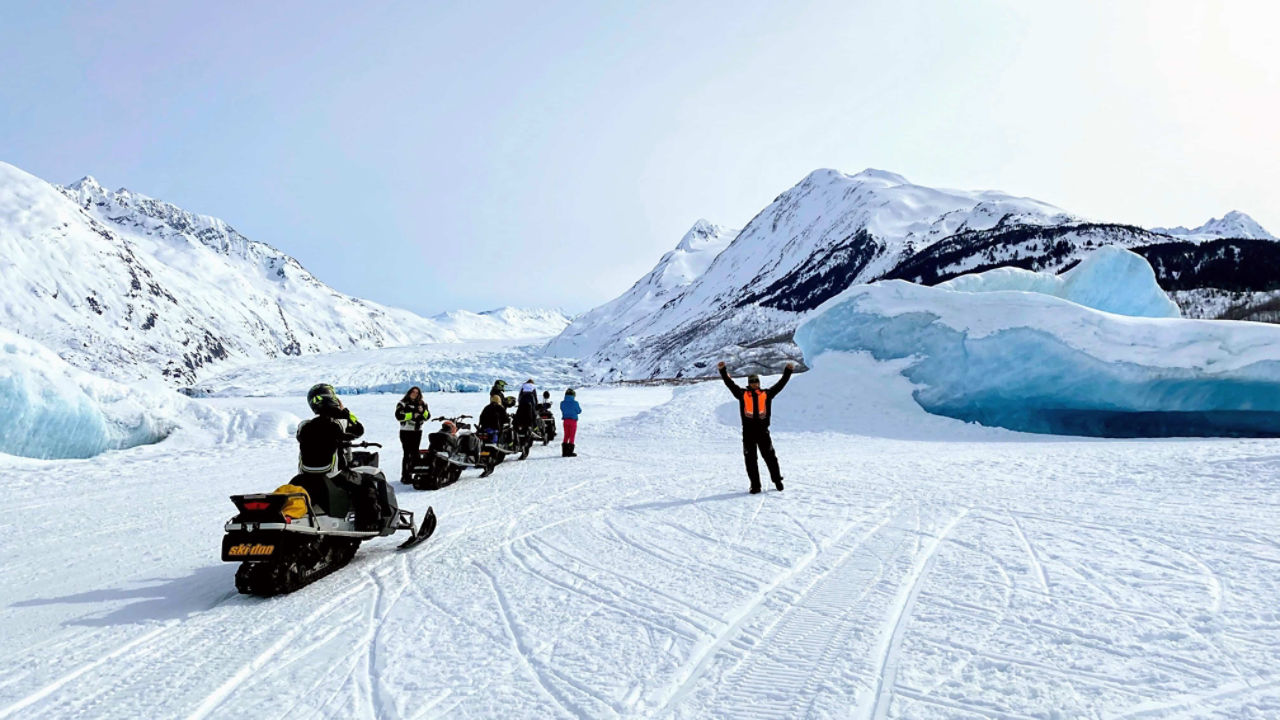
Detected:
[794,246,1280,437]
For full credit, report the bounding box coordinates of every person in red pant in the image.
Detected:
[559,388,581,457]
[718,361,794,494]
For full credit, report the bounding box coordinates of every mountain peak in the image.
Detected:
[1152,210,1276,241]
[68,175,104,192]
[852,168,910,185]
[676,219,727,251]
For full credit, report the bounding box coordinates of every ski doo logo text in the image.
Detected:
[229,543,275,557]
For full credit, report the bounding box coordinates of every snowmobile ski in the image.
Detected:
[397,506,437,551]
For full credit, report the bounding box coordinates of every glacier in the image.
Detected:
[0,328,296,459]
[794,247,1280,437]
[937,245,1182,318]
[189,339,585,397]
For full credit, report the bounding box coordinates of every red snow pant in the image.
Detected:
[563,419,578,443]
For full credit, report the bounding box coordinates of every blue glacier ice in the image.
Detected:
[0,329,175,458]
[794,247,1280,437]
[937,245,1182,318]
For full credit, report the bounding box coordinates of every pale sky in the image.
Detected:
[2,0,1277,315]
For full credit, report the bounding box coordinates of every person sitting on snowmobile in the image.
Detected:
[395,386,430,483]
[296,383,383,531]
[515,379,538,432]
[490,379,508,402]
[479,393,508,444]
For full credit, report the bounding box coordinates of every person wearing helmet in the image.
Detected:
[394,386,430,484]
[479,392,508,444]
[489,379,508,402]
[296,383,381,530]
[559,388,581,457]
[718,362,794,494]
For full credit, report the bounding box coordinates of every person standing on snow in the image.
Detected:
[718,361,794,494]
[394,386,430,483]
[560,388,581,457]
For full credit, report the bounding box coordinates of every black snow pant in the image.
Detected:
[741,422,782,491]
[399,430,422,482]
[333,470,382,531]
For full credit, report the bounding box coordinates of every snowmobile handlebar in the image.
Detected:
[437,415,473,422]
[343,441,382,449]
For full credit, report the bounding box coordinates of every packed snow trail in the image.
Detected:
[3,382,1280,718]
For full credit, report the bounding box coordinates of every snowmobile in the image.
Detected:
[410,416,494,489]
[537,402,557,445]
[222,441,436,596]
[478,415,530,463]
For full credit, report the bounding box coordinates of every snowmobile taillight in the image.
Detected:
[244,501,271,511]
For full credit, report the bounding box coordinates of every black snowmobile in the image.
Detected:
[537,402,557,445]
[411,416,495,489]
[222,441,436,596]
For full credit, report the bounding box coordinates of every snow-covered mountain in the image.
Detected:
[0,161,567,385]
[1151,210,1277,242]
[433,307,570,341]
[545,219,737,358]
[554,168,1279,380]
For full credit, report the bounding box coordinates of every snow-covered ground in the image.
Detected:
[4,363,1280,718]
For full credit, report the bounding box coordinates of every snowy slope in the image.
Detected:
[4,380,1280,717]
[546,220,737,358]
[432,307,570,341]
[555,169,1279,380]
[557,169,1079,379]
[1152,210,1277,242]
[0,161,566,385]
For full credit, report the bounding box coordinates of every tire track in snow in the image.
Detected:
[1008,514,1050,592]
[646,499,900,716]
[474,561,588,719]
[0,624,173,720]
[184,579,373,720]
[859,508,968,720]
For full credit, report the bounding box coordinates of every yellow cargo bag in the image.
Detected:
[273,484,311,519]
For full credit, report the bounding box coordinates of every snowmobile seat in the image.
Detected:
[291,473,352,518]
[427,431,459,454]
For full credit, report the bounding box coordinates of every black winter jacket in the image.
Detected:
[395,398,430,431]
[479,402,508,431]
[720,366,793,427]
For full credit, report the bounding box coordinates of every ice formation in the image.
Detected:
[794,247,1280,437]
[0,328,295,458]
[936,245,1182,318]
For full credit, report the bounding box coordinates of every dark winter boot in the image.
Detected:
[566,443,577,457]
[773,477,784,491]
[561,443,570,457]
[749,484,761,495]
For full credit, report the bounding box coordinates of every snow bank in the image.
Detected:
[937,245,1181,318]
[0,329,295,459]
[794,250,1280,438]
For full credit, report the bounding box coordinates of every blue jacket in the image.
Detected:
[560,395,581,421]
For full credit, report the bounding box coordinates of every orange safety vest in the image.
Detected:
[743,389,769,419]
